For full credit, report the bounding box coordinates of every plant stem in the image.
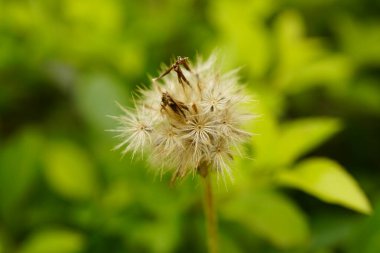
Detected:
[202,174,218,253]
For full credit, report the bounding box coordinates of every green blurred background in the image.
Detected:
[1,0,380,252]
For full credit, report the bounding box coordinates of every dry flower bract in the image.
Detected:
[110,53,254,183]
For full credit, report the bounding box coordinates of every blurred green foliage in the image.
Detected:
[1,0,380,252]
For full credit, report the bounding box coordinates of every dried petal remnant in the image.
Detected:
[111,53,253,183]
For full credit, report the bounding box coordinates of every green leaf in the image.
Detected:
[19,229,85,253]
[129,218,181,253]
[274,10,325,92]
[74,73,128,130]
[289,55,352,94]
[277,158,372,214]
[0,129,43,214]
[276,118,342,166]
[221,190,310,248]
[101,180,132,212]
[249,95,280,169]
[338,17,380,65]
[43,141,98,200]
[210,0,273,78]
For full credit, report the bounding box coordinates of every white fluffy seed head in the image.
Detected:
[111,53,254,183]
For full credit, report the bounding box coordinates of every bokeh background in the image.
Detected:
[1,0,380,252]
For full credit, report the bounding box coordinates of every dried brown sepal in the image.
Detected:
[153,56,192,88]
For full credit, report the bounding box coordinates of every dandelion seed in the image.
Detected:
[209,140,234,184]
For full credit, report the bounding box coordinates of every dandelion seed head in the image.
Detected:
[111,52,254,183]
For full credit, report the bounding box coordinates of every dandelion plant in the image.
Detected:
[110,53,253,253]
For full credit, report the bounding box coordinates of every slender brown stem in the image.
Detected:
[202,174,218,253]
